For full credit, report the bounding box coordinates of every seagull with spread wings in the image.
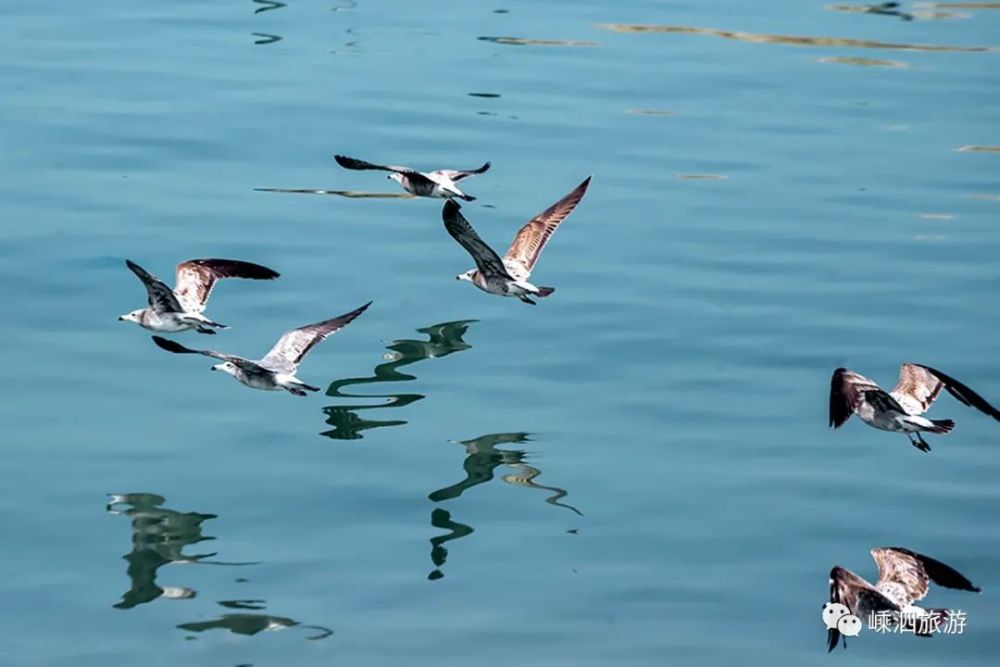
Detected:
[441,176,591,305]
[827,547,980,651]
[120,259,279,334]
[829,363,999,451]
[333,155,490,201]
[151,301,371,396]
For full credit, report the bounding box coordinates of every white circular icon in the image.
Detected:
[822,601,851,630]
[837,613,863,637]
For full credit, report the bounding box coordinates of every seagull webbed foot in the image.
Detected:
[908,434,931,453]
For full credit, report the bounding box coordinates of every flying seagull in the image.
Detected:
[442,176,591,305]
[333,155,490,201]
[827,547,980,651]
[829,363,999,452]
[151,301,372,396]
[120,259,279,334]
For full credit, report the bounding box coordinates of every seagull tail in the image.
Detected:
[929,419,955,434]
[536,286,555,298]
[300,383,321,392]
[458,193,476,202]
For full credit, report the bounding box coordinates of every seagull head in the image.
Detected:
[118,310,143,324]
[456,270,475,283]
[387,173,404,184]
[211,361,237,376]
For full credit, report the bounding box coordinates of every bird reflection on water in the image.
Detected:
[426,433,582,580]
[178,607,333,640]
[107,493,255,610]
[320,320,476,440]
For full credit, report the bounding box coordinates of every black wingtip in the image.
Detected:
[917,364,1000,422]
[344,300,373,321]
[151,335,191,354]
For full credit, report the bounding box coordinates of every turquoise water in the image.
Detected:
[1,1,998,665]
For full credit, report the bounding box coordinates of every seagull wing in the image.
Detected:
[334,155,416,174]
[874,547,981,602]
[442,201,514,280]
[174,259,280,313]
[870,547,981,619]
[150,336,258,370]
[334,155,438,189]
[827,565,899,652]
[829,367,881,428]
[432,161,491,182]
[126,260,184,314]
[259,301,372,373]
[889,363,944,415]
[909,364,1000,421]
[503,176,591,281]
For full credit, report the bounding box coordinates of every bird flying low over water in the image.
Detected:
[829,363,1000,451]
[442,176,591,305]
[827,547,980,651]
[333,154,490,201]
[120,259,279,334]
[151,301,372,396]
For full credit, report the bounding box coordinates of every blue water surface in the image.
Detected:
[1,1,998,665]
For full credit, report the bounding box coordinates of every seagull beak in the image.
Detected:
[117,316,125,321]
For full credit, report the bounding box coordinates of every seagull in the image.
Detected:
[333,155,490,201]
[151,301,372,396]
[829,363,1000,452]
[441,176,591,304]
[827,547,980,651]
[120,259,279,334]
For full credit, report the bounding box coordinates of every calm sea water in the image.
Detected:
[1,1,998,665]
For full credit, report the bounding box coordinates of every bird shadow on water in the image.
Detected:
[108,493,334,640]
[319,320,477,440]
[426,433,582,581]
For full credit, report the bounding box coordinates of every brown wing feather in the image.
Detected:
[827,565,899,651]
[829,368,881,428]
[890,363,943,415]
[871,548,931,606]
[503,176,591,281]
[174,259,280,313]
[259,301,372,373]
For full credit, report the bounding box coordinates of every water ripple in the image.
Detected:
[596,23,995,52]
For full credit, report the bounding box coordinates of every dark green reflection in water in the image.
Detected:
[321,320,476,440]
[426,433,581,580]
[178,609,333,640]
[108,493,256,610]
[252,0,285,45]
[253,0,286,14]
